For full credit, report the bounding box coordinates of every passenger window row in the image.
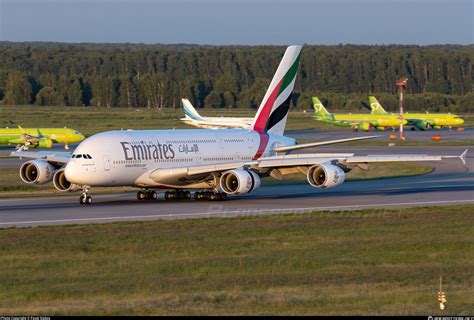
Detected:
[223,139,244,143]
[166,140,216,144]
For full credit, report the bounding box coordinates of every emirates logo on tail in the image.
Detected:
[251,45,302,136]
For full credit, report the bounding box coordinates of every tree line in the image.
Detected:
[0,42,473,113]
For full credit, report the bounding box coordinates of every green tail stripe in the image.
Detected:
[278,53,301,96]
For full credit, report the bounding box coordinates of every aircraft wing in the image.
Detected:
[148,150,467,183]
[325,119,377,128]
[406,119,434,127]
[10,149,71,164]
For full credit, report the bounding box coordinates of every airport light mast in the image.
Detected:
[396,78,408,140]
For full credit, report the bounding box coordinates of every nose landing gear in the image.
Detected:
[79,187,92,205]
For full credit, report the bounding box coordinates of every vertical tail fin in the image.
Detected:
[368,96,387,115]
[312,96,332,119]
[251,45,302,136]
[182,98,204,120]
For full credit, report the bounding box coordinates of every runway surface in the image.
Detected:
[0,146,472,228]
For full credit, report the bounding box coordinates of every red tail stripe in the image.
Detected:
[252,78,283,133]
[252,132,269,160]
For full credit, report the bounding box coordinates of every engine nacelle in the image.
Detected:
[20,160,55,184]
[53,168,80,192]
[415,121,430,130]
[359,122,372,131]
[220,169,261,195]
[36,138,53,148]
[307,163,345,189]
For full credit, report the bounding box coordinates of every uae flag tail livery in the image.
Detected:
[251,45,302,136]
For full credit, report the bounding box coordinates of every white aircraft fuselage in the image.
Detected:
[65,128,295,188]
[180,116,253,129]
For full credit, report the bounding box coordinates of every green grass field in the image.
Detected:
[0,162,432,197]
[0,205,472,315]
[1,106,473,136]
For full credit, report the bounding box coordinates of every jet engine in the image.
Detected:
[415,121,431,130]
[220,169,261,195]
[53,168,80,192]
[36,138,53,148]
[359,122,372,131]
[19,160,55,184]
[307,163,345,189]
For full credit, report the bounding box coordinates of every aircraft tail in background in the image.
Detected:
[182,99,204,120]
[368,96,388,115]
[312,97,334,120]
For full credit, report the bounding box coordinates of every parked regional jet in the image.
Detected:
[368,96,464,130]
[180,98,253,129]
[312,97,405,131]
[11,46,466,205]
[0,125,85,149]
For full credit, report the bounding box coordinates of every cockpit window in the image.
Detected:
[72,154,92,159]
[75,131,81,134]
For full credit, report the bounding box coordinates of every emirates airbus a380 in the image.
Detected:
[12,46,466,204]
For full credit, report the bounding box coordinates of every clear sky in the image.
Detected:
[1,0,472,45]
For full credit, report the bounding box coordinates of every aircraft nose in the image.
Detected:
[457,118,464,125]
[65,161,83,184]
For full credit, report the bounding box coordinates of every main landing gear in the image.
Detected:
[79,188,92,205]
[136,190,227,201]
[164,190,191,200]
[137,190,158,201]
[194,191,227,201]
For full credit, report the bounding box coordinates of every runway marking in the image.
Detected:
[1,199,473,226]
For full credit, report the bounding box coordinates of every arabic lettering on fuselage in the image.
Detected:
[178,143,199,154]
[120,141,199,161]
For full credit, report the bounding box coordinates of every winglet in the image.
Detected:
[460,149,468,166]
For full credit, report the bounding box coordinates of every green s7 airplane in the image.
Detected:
[368,96,464,130]
[312,97,405,131]
[0,126,85,149]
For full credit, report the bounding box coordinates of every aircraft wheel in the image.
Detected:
[137,191,147,201]
[148,191,158,200]
[80,195,92,204]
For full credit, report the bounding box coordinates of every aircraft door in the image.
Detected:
[103,154,111,171]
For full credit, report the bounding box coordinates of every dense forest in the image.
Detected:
[0,42,473,113]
